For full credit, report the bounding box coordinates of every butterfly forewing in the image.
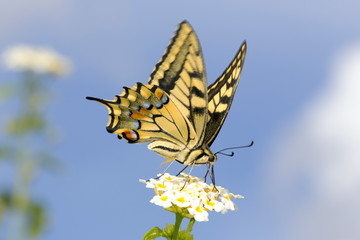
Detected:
[148,21,208,146]
[204,41,247,147]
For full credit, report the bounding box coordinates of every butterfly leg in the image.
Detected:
[205,163,218,191]
[159,157,174,168]
[180,163,196,191]
[153,158,176,180]
[204,163,210,182]
[176,165,189,176]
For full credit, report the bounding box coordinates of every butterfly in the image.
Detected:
[87,21,247,180]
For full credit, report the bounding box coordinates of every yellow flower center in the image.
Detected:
[176,196,186,203]
[160,195,168,202]
[206,199,215,207]
[157,183,166,189]
[195,206,203,213]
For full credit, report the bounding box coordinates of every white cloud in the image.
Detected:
[268,43,360,240]
[0,0,72,32]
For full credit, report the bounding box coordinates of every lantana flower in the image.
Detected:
[140,173,243,222]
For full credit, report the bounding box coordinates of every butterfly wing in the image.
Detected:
[204,41,247,147]
[86,83,198,160]
[148,21,208,146]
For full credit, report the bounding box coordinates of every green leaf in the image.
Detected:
[178,230,194,240]
[143,226,165,240]
[0,193,10,222]
[27,202,46,237]
[186,218,195,233]
[0,201,5,221]
[162,224,174,239]
[7,113,47,136]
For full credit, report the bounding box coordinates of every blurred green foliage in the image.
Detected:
[0,71,64,239]
[0,191,46,237]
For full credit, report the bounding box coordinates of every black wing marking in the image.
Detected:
[204,41,247,147]
[148,21,208,146]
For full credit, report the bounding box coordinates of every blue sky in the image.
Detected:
[1,0,360,239]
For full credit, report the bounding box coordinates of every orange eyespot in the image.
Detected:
[122,129,139,142]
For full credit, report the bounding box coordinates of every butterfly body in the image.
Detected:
[87,21,246,167]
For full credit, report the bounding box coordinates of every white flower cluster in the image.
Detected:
[140,173,243,222]
[2,45,71,76]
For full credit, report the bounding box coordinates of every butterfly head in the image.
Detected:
[188,147,217,165]
[207,151,217,165]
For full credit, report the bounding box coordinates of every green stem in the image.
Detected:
[7,148,34,240]
[172,213,184,240]
[6,72,40,240]
[186,218,195,233]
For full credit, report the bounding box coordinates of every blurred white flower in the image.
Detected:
[2,45,71,76]
[140,173,243,222]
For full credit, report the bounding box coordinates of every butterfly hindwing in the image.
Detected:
[87,83,198,160]
[204,41,247,147]
[148,21,208,146]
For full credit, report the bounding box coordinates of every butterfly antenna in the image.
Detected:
[214,140,254,155]
[216,151,234,157]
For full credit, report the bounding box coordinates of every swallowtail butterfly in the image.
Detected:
[87,21,247,175]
